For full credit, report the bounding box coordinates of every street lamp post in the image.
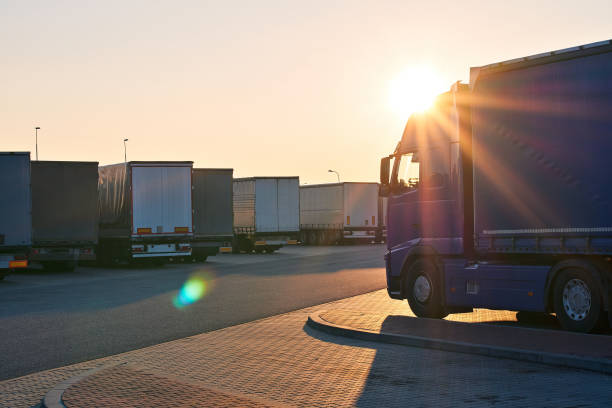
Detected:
[35,127,40,160]
[328,169,340,183]
[123,139,129,162]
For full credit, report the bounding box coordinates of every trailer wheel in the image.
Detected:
[403,259,447,319]
[553,267,606,333]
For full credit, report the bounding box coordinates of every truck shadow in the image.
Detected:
[303,318,611,407]
[301,324,542,407]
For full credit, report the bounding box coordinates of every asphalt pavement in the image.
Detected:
[0,245,386,381]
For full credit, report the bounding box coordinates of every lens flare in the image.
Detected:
[173,274,209,309]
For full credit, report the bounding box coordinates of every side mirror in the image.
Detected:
[380,156,391,186]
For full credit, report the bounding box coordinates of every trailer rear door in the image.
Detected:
[255,178,279,232]
[277,178,299,232]
[131,165,192,236]
[344,183,379,228]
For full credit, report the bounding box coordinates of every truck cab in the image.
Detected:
[381,85,470,316]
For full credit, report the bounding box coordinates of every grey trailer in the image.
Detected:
[191,168,234,261]
[300,182,380,245]
[29,161,99,270]
[97,161,194,264]
[233,177,300,253]
[0,152,31,278]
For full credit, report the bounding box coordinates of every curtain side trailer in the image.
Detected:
[299,182,381,245]
[233,177,300,253]
[29,161,99,270]
[97,161,194,264]
[191,168,234,261]
[381,39,612,332]
[0,152,31,278]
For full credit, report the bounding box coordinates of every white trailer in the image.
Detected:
[0,152,31,278]
[233,177,300,252]
[300,182,380,244]
[98,161,193,264]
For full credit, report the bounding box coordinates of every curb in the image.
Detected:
[42,363,121,408]
[307,310,612,375]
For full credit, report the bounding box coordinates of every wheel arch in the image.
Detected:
[544,258,610,313]
[399,245,443,299]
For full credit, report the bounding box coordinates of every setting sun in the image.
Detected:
[388,65,448,118]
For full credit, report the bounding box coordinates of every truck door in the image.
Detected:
[387,151,420,247]
[387,145,453,248]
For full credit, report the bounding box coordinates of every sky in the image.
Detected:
[1,0,610,184]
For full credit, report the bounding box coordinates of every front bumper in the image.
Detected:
[385,249,402,299]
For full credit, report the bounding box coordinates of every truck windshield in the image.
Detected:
[393,152,420,192]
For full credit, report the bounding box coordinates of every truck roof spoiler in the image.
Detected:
[470,39,612,87]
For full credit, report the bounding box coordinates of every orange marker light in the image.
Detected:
[9,260,28,268]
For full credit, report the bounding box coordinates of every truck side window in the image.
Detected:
[421,147,448,188]
[393,152,420,193]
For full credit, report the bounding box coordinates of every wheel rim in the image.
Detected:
[562,278,591,321]
[413,275,432,303]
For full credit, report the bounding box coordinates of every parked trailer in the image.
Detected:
[191,168,234,261]
[0,152,31,278]
[233,177,299,253]
[29,161,99,270]
[381,39,612,332]
[299,182,380,244]
[97,161,193,264]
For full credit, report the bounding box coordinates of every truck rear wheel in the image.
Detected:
[403,259,447,319]
[553,267,606,333]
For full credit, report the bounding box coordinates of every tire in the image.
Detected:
[403,258,447,319]
[553,267,605,333]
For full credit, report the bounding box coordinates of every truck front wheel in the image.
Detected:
[403,259,447,319]
[553,268,606,333]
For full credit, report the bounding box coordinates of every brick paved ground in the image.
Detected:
[2,290,611,408]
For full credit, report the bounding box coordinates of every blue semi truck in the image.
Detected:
[380,39,612,332]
